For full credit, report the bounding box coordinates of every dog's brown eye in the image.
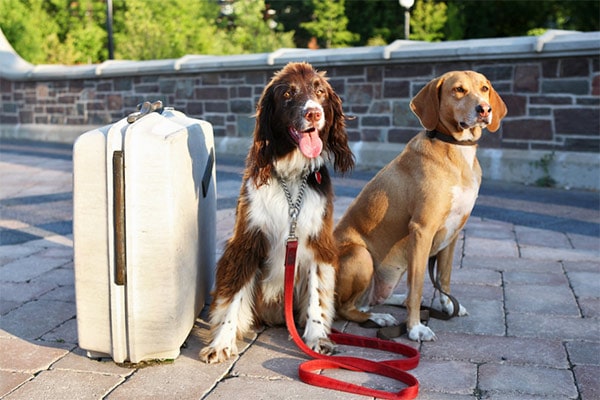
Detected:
[481,86,489,92]
[455,87,465,93]
[283,91,291,99]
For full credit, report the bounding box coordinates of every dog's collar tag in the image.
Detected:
[285,237,298,269]
[314,171,322,184]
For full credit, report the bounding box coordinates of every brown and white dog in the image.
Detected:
[335,70,507,342]
[200,62,354,363]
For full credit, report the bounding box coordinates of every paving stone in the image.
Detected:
[0,371,33,398]
[464,236,519,258]
[51,347,134,376]
[411,360,477,395]
[421,332,568,368]
[0,335,71,373]
[0,255,70,283]
[574,365,600,400]
[504,283,580,316]
[567,271,600,298]
[40,317,78,344]
[428,298,505,337]
[567,232,600,252]
[579,297,600,318]
[520,245,599,261]
[565,341,600,366]
[462,256,563,273]
[479,363,577,398]
[3,369,123,400]
[503,270,569,286]
[507,312,599,341]
[515,225,572,248]
[563,260,600,273]
[449,268,502,286]
[417,392,476,400]
[0,300,76,340]
[232,327,307,380]
[0,281,57,303]
[205,374,364,400]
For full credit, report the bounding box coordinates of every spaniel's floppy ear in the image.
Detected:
[325,85,355,174]
[247,85,275,187]
[486,81,508,132]
[410,76,444,131]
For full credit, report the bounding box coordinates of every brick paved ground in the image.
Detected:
[1,139,598,399]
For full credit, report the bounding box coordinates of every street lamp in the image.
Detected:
[399,0,415,40]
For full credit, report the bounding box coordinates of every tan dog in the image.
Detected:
[335,70,507,341]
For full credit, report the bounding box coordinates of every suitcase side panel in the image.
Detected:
[73,128,112,357]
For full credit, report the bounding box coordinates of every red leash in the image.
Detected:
[284,239,420,399]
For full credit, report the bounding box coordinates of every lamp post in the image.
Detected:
[399,0,415,40]
[106,0,114,59]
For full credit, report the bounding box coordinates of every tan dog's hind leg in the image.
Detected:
[336,244,399,326]
[436,237,468,317]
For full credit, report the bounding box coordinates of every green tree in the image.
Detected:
[410,0,447,42]
[346,0,405,46]
[0,0,59,64]
[301,0,358,48]
[115,0,221,60]
[217,0,295,54]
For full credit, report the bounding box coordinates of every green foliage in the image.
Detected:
[531,152,557,187]
[410,0,447,42]
[1,0,598,64]
[300,0,358,48]
[218,0,295,54]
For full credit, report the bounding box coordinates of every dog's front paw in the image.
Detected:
[199,344,238,364]
[369,312,399,327]
[408,323,437,342]
[307,336,336,355]
[440,294,469,317]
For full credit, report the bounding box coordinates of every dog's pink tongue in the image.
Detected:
[299,130,323,159]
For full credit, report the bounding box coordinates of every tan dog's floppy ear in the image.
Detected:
[410,77,444,131]
[486,82,508,132]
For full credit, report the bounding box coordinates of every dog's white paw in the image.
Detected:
[408,323,437,342]
[306,336,336,355]
[369,313,399,327]
[199,343,238,364]
[440,294,468,316]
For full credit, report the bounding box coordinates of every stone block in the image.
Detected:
[502,118,552,140]
[560,58,590,77]
[514,65,540,92]
[479,364,577,398]
[383,80,409,98]
[421,332,568,368]
[554,107,600,135]
[542,79,589,95]
[507,312,599,341]
[501,94,526,116]
[574,365,600,400]
[565,341,600,366]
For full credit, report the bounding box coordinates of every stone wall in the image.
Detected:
[1,30,599,189]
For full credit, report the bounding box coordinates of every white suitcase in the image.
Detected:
[73,102,216,363]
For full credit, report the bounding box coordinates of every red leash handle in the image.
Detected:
[284,246,420,399]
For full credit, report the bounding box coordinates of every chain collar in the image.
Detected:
[278,172,310,239]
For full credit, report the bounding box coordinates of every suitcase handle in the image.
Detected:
[126,100,164,124]
[202,148,215,198]
[113,151,127,286]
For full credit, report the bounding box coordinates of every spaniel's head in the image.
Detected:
[248,62,354,186]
